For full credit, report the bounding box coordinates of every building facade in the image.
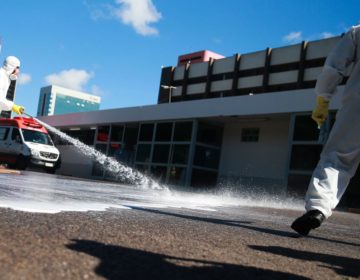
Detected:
[37,85,101,116]
[39,35,359,210]
[158,37,344,103]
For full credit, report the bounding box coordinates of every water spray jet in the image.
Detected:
[22,113,164,190]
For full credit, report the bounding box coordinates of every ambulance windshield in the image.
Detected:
[22,129,54,146]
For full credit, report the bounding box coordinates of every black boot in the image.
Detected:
[291,210,325,236]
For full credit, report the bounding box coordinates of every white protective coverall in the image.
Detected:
[0,56,20,112]
[305,25,360,218]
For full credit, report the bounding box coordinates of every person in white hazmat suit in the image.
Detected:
[0,56,24,115]
[291,25,360,236]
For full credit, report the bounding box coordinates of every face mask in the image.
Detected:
[9,74,18,81]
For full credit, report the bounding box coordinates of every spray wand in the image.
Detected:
[318,121,329,144]
[23,112,34,119]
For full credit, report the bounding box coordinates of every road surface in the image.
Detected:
[0,171,358,279]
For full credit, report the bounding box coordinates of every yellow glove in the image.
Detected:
[312,96,329,128]
[12,104,25,115]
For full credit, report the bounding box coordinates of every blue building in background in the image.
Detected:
[37,85,101,116]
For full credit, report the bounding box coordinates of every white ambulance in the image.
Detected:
[0,117,61,173]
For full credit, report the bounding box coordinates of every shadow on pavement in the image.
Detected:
[249,245,360,278]
[67,239,310,280]
[129,206,297,238]
[130,207,360,246]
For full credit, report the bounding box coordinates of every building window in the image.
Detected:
[136,144,151,162]
[194,145,220,169]
[171,144,190,164]
[152,144,170,163]
[97,126,109,142]
[191,168,218,187]
[110,125,124,142]
[241,128,259,142]
[290,145,322,171]
[293,115,318,141]
[155,122,173,142]
[108,143,122,157]
[168,166,186,185]
[66,129,95,145]
[173,121,193,141]
[197,122,223,146]
[139,123,154,141]
[123,126,139,148]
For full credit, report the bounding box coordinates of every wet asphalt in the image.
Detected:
[0,173,359,280]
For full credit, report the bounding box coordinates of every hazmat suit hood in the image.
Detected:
[2,56,20,76]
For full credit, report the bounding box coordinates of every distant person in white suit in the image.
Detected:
[292,25,360,236]
[0,56,24,115]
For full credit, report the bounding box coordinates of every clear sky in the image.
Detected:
[0,0,359,116]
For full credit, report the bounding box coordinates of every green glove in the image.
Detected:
[12,104,25,115]
[312,96,329,128]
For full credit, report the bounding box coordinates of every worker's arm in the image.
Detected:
[315,26,358,101]
[0,96,24,115]
[312,26,358,127]
[0,84,14,111]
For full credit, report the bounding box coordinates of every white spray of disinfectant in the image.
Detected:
[29,115,163,190]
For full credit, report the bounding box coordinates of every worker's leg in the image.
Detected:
[306,96,360,217]
[292,96,360,235]
[305,156,359,218]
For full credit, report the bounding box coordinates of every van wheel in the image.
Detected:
[16,155,28,170]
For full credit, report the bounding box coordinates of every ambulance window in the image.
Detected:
[11,129,22,143]
[0,127,9,140]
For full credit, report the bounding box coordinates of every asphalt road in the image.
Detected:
[0,171,358,280]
